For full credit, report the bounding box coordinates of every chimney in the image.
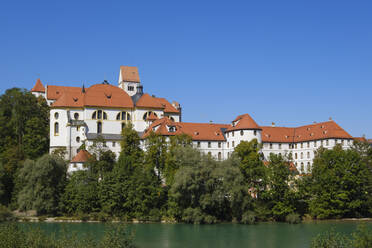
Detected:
[329,117,332,121]
[271,122,275,127]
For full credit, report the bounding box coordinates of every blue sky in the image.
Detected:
[1,0,371,137]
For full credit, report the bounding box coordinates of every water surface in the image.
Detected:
[21,221,372,248]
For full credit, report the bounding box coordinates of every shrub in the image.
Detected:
[0,205,14,222]
[182,208,204,224]
[311,229,351,248]
[241,211,257,224]
[148,209,161,222]
[203,215,217,224]
[98,212,110,222]
[285,213,301,224]
[78,213,90,222]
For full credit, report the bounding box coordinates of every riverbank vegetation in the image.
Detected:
[0,222,136,248]
[0,89,371,224]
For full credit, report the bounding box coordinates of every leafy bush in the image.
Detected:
[0,205,14,222]
[78,213,90,222]
[98,212,110,222]
[0,222,137,248]
[241,211,257,224]
[311,229,351,248]
[285,213,301,224]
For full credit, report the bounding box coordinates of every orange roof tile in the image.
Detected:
[143,118,229,141]
[71,150,91,163]
[31,78,46,93]
[155,97,180,113]
[261,121,352,143]
[353,137,367,142]
[136,93,164,109]
[83,84,134,108]
[47,85,82,100]
[52,91,85,108]
[120,66,140,83]
[227,114,261,131]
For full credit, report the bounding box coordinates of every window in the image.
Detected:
[97,122,102,134]
[169,126,176,132]
[54,122,59,135]
[143,111,157,121]
[127,86,134,91]
[326,139,329,146]
[279,144,282,149]
[232,131,234,137]
[170,117,175,121]
[227,142,229,148]
[208,142,211,148]
[321,140,324,146]
[117,111,131,121]
[314,141,317,147]
[54,112,59,119]
[307,142,310,148]
[74,113,79,120]
[218,152,222,161]
[227,152,230,158]
[335,139,338,144]
[76,136,80,143]
[103,141,107,147]
[254,130,257,136]
[301,162,304,173]
[295,153,298,159]
[218,142,221,148]
[300,152,303,159]
[307,162,311,172]
[227,133,229,138]
[301,143,303,148]
[76,126,80,131]
[92,110,107,120]
[240,130,244,136]
[113,142,116,147]
[307,152,310,159]
[295,143,298,149]
[232,141,235,147]
[270,143,273,149]
[197,141,201,148]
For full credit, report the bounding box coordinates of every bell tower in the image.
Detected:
[118,66,142,96]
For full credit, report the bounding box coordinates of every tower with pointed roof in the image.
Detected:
[118,66,142,97]
[31,78,46,98]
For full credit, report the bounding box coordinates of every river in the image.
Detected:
[20,221,372,248]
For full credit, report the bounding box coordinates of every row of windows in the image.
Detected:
[196,141,222,148]
[207,151,222,160]
[226,130,257,138]
[54,112,80,120]
[268,139,351,149]
[54,121,126,136]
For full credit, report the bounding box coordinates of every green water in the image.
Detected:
[21,221,372,248]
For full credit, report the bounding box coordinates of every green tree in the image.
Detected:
[309,145,372,219]
[17,154,66,215]
[234,139,267,195]
[144,132,167,181]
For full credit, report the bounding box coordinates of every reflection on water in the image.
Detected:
[20,221,372,248]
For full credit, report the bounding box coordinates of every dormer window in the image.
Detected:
[169,126,176,132]
[127,86,134,91]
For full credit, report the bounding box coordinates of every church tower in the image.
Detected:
[118,66,142,96]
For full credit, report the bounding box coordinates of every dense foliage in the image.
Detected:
[0,88,49,206]
[0,223,136,248]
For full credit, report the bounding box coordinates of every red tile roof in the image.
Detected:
[143,118,229,141]
[120,66,140,83]
[71,150,91,163]
[155,97,180,113]
[136,93,164,109]
[47,85,82,100]
[227,114,261,131]
[353,137,367,142]
[51,84,134,108]
[261,121,352,143]
[31,79,45,93]
[83,84,134,108]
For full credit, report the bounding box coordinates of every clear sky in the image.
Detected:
[1,0,371,138]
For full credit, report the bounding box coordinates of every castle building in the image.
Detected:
[31,66,355,174]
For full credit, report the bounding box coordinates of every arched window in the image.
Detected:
[307,152,310,158]
[92,110,107,120]
[218,152,222,161]
[240,130,244,136]
[300,162,304,173]
[54,122,59,135]
[97,122,102,134]
[307,162,311,172]
[295,153,298,159]
[170,117,175,122]
[127,113,131,121]
[54,112,59,119]
[74,113,79,120]
[254,130,257,136]
[143,111,157,121]
[116,111,131,121]
[300,152,303,159]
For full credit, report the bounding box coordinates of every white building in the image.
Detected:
[31,66,355,173]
